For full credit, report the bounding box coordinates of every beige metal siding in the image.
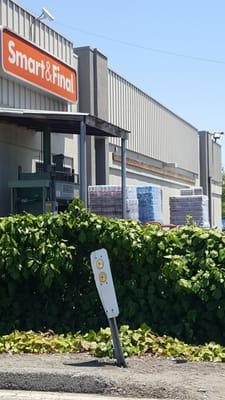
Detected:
[209,141,222,183]
[210,142,222,229]
[108,69,199,174]
[0,76,67,110]
[212,196,222,228]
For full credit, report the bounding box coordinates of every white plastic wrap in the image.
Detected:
[180,187,203,196]
[169,195,209,227]
[88,185,139,220]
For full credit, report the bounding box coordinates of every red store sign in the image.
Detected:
[1,28,77,103]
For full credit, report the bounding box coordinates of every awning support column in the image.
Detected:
[79,119,87,206]
[121,138,127,219]
[43,128,51,172]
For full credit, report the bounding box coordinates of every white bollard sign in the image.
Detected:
[90,248,119,318]
[90,248,127,367]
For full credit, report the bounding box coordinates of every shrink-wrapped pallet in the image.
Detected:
[169,195,209,227]
[180,187,203,196]
[88,185,139,220]
[137,185,163,224]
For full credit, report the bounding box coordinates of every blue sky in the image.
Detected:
[19,0,225,166]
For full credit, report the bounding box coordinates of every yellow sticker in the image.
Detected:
[96,259,104,269]
[99,272,107,283]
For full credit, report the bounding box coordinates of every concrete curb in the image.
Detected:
[0,370,114,394]
[0,367,190,399]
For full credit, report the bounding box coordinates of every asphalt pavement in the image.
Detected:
[0,352,223,399]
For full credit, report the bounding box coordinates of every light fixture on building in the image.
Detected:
[30,7,54,41]
[210,131,224,143]
[37,7,54,22]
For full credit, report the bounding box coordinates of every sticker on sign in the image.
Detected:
[90,248,119,319]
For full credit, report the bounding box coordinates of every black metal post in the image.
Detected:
[108,317,127,367]
[43,128,51,172]
[79,119,87,206]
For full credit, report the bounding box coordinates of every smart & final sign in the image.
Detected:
[1,28,77,103]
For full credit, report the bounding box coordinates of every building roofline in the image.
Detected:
[108,68,198,132]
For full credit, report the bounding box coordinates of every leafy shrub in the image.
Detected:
[0,199,225,345]
[2,325,225,362]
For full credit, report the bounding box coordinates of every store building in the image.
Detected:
[75,46,222,226]
[0,0,222,226]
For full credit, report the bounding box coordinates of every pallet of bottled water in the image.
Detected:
[137,185,163,224]
[180,187,203,196]
[88,185,139,220]
[169,195,209,227]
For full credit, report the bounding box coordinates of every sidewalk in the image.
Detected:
[0,352,224,400]
[0,391,169,400]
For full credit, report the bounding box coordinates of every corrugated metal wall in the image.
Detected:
[0,77,67,110]
[0,0,75,111]
[209,140,222,183]
[108,69,199,174]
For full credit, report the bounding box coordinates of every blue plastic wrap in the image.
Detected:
[137,185,163,224]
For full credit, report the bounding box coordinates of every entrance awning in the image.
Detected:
[0,108,129,217]
[0,108,129,139]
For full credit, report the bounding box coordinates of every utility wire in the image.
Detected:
[54,22,225,66]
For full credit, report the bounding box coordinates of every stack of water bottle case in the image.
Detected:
[136,185,163,224]
[88,185,163,223]
[169,187,210,227]
[88,184,209,227]
[88,185,139,220]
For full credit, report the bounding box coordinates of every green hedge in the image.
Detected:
[0,199,225,345]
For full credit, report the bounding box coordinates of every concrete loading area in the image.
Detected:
[0,109,128,216]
